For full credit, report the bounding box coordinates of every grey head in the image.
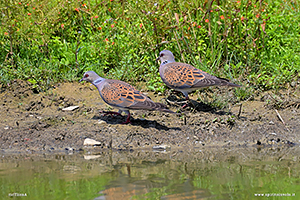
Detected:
[156,50,176,65]
[79,71,104,84]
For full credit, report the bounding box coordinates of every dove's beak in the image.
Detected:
[79,78,84,83]
[156,57,160,62]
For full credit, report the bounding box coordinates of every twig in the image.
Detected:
[173,29,185,62]
[166,98,187,105]
[274,109,285,125]
[237,103,242,118]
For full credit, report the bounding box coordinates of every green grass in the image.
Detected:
[0,0,299,96]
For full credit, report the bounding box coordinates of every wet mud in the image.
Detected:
[0,80,299,153]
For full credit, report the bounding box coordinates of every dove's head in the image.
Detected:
[80,71,102,83]
[156,50,176,65]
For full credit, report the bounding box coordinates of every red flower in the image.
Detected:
[111,24,115,28]
[188,26,190,30]
[75,8,79,12]
[61,24,64,28]
[18,2,21,5]
[112,42,115,45]
[95,15,99,19]
[28,13,31,16]
[256,14,260,18]
[220,15,224,20]
[105,38,109,42]
[198,25,201,28]
[237,1,241,3]
[241,16,245,21]
[98,27,102,30]
[205,19,209,23]
[26,3,29,6]
[254,5,256,8]
[139,23,143,28]
[4,32,8,35]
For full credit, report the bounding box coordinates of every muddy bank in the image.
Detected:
[0,80,299,153]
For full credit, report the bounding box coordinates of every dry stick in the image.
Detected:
[74,32,82,69]
[173,13,185,62]
[208,13,213,55]
[9,27,14,66]
[188,12,202,63]
[179,14,193,56]
[274,109,285,125]
[166,98,187,106]
[237,103,242,118]
[174,30,185,63]
[207,0,215,55]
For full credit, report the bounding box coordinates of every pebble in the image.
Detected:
[84,155,101,160]
[84,138,101,146]
[97,120,106,124]
[62,106,79,111]
[152,144,171,150]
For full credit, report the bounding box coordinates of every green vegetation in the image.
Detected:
[1,0,299,96]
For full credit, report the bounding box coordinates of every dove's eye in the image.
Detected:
[160,53,164,57]
[84,74,89,78]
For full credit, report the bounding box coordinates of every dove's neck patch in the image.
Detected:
[161,60,172,65]
[93,77,104,85]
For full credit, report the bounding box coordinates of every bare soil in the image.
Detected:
[0,80,299,153]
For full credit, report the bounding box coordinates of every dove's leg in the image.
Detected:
[121,110,131,124]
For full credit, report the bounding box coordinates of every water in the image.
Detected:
[1,147,299,200]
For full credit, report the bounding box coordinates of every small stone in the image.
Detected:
[152,144,171,150]
[290,81,296,87]
[84,138,101,146]
[84,155,101,160]
[97,120,106,124]
[62,106,79,111]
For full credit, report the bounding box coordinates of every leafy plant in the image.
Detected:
[0,0,299,99]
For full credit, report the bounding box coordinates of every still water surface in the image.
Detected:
[1,147,299,200]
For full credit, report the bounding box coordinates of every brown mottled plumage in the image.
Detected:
[80,71,173,124]
[156,50,241,107]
